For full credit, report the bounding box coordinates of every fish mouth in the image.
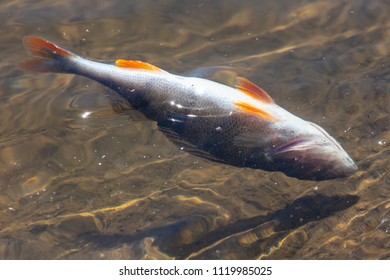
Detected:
[273,137,357,180]
[274,138,316,155]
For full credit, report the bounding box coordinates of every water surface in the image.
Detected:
[0,0,389,259]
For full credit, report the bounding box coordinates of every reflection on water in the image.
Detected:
[0,0,389,259]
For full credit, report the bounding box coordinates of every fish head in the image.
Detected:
[269,121,357,180]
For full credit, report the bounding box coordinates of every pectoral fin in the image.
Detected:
[158,124,224,164]
[235,101,278,122]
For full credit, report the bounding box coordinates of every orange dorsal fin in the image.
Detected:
[115,59,163,72]
[235,101,278,122]
[235,77,274,104]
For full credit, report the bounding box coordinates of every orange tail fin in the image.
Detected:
[20,36,76,73]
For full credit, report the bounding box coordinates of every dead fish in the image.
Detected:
[21,36,357,180]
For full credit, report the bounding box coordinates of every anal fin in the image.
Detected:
[115,59,163,72]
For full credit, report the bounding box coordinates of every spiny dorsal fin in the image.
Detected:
[115,59,163,72]
[235,101,278,122]
[235,77,274,104]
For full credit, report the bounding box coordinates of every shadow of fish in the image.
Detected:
[75,193,358,259]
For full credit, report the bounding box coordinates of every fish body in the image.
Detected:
[21,36,357,180]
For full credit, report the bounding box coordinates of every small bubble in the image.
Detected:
[344,127,351,133]
[81,111,91,119]
[378,139,389,147]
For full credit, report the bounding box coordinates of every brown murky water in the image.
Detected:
[0,0,389,259]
